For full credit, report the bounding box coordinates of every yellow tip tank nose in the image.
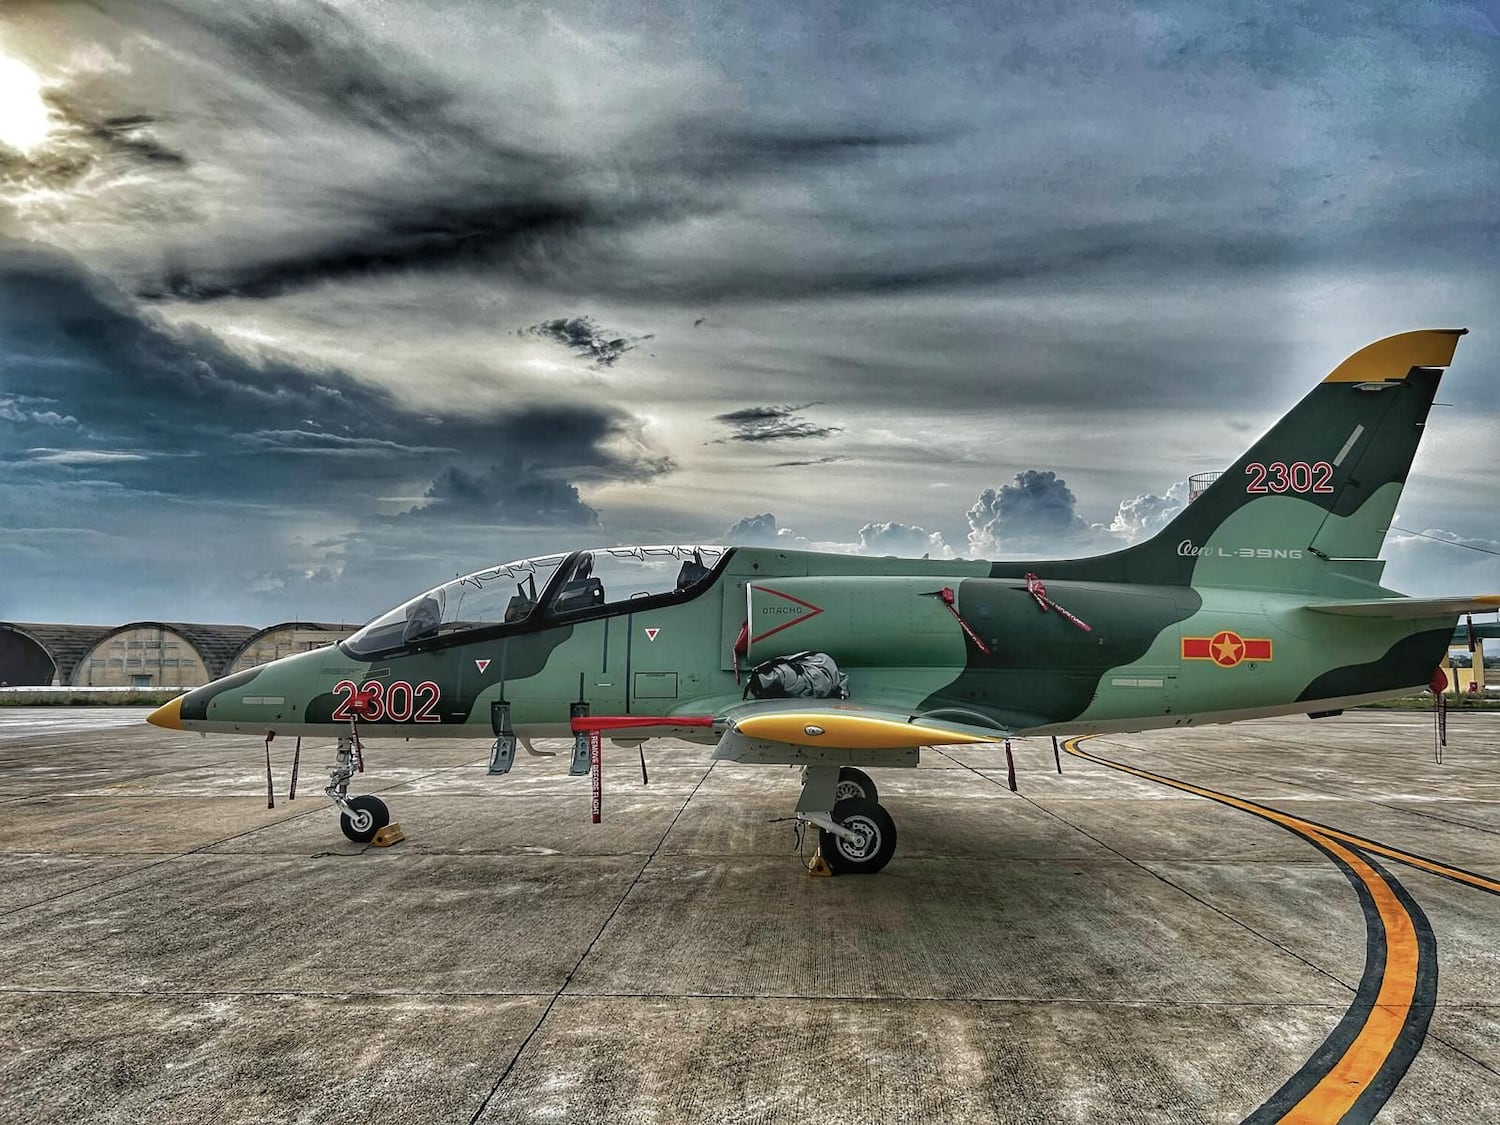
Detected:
[147,695,184,730]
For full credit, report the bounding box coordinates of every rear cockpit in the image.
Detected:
[342,545,730,659]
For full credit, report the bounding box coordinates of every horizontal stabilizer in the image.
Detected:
[1304,594,1500,619]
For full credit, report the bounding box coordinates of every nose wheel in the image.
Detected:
[326,734,391,844]
[339,795,390,843]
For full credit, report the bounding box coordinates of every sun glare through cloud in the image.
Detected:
[0,52,53,154]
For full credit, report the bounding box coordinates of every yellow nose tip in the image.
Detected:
[147,695,184,730]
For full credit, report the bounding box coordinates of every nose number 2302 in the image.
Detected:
[330,679,442,722]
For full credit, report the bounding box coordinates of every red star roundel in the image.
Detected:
[1182,630,1272,667]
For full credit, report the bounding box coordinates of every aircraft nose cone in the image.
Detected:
[147,695,184,730]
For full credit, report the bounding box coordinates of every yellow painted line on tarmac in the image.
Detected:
[1062,738,1500,896]
[1276,834,1419,1123]
[1060,737,1450,1125]
[1290,822,1500,898]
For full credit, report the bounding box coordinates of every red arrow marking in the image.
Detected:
[750,586,825,645]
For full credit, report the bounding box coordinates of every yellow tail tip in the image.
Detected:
[1323,328,1468,383]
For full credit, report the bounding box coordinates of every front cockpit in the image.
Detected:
[341,545,731,660]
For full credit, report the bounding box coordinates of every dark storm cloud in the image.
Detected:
[716,407,808,425]
[137,120,955,303]
[409,467,600,528]
[523,316,652,368]
[0,246,671,523]
[139,197,607,302]
[0,103,188,195]
[772,455,848,468]
[86,114,188,167]
[73,0,607,302]
[402,405,672,526]
[653,123,942,178]
[0,246,384,458]
[125,0,518,154]
[19,0,1500,325]
[74,1,962,304]
[232,430,457,457]
[714,404,841,443]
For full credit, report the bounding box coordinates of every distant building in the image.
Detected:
[227,624,354,675]
[0,621,355,688]
[0,624,114,688]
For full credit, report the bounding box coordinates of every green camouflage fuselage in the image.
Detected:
[170,548,1452,742]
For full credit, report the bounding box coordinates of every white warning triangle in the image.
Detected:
[644,627,660,641]
[475,659,491,673]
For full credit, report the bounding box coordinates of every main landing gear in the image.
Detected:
[795,765,898,875]
[326,735,390,843]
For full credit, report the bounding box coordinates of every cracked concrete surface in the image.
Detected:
[0,708,1497,1123]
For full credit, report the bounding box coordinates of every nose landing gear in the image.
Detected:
[340,794,390,843]
[326,735,390,844]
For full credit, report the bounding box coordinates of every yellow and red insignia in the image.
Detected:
[1182,630,1272,667]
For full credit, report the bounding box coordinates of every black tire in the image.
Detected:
[339,795,390,843]
[818,798,897,875]
[835,766,879,805]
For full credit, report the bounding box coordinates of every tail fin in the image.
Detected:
[1108,329,1467,594]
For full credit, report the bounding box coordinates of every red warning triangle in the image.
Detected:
[644,627,660,641]
[750,586,824,644]
[475,659,491,673]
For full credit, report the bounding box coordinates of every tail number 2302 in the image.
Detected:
[1245,461,1334,494]
[331,679,442,722]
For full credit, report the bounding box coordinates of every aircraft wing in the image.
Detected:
[711,700,1010,764]
[1304,594,1500,619]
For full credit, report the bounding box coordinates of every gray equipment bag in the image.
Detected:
[744,651,850,700]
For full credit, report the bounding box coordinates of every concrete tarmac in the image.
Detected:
[1,707,1498,1123]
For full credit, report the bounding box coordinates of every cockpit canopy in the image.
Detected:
[342,545,729,659]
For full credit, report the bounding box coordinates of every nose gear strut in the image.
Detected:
[325,721,389,843]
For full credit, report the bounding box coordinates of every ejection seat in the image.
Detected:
[553,577,605,613]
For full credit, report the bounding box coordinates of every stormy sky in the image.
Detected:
[2,0,1497,626]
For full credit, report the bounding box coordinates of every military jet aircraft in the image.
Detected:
[149,329,1498,873]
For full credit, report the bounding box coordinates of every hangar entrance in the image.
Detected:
[0,629,56,687]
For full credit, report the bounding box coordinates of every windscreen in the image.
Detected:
[342,553,569,658]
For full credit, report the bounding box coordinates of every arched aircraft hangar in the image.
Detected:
[0,623,113,687]
[71,622,259,688]
[0,621,354,688]
[227,623,354,675]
